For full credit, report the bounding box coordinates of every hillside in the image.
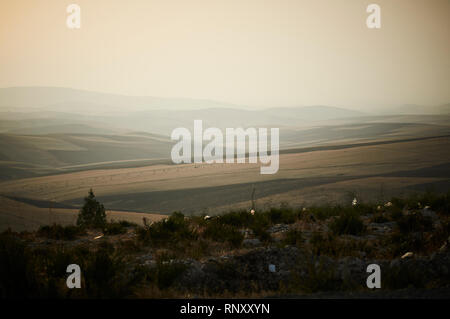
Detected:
[0,136,448,215]
[1,192,450,298]
[0,195,166,232]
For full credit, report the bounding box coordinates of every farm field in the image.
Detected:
[0,135,448,217]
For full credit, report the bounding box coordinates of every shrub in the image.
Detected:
[329,211,365,236]
[429,220,450,250]
[352,203,377,216]
[206,206,300,230]
[252,225,272,244]
[81,245,131,298]
[118,220,137,227]
[383,263,425,289]
[0,234,40,298]
[369,213,389,224]
[267,205,298,224]
[396,212,433,234]
[37,224,84,240]
[309,231,374,258]
[309,233,338,256]
[0,233,134,298]
[289,258,343,293]
[103,221,127,235]
[137,212,196,246]
[283,229,303,247]
[202,221,244,248]
[218,210,253,228]
[387,206,403,221]
[152,262,188,290]
[391,191,450,214]
[249,212,271,230]
[385,231,427,256]
[307,205,343,221]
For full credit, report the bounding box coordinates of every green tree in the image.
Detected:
[77,189,107,228]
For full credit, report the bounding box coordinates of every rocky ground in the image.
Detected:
[2,194,450,298]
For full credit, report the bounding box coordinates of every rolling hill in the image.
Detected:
[1,87,449,229]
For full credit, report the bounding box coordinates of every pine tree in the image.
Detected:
[77,189,106,228]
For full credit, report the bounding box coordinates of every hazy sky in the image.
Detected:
[0,0,449,110]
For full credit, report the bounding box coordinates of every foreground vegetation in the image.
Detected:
[1,190,450,298]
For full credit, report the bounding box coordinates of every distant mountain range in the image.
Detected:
[0,87,372,135]
[0,87,449,181]
[0,87,242,114]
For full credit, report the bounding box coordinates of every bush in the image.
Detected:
[81,244,131,298]
[329,211,365,236]
[152,262,188,290]
[204,206,300,230]
[391,191,450,214]
[283,229,303,247]
[202,221,244,248]
[396,212,433,234]
[267,205,298,224]
[385,231,427,256]
[370,213,389,224]
[218,210,253,228]
[37,224,84,240]
[252,225,272,244]
[383,263,425,289]
[387,206,403,221]
[307,205,343,221]
[289,258,343,293]
[249,213,271,230]
[137,212,196,246]
[103,221,128,235]
[118,220,137,227]
[0,234,40,298]
[0,233,134,298]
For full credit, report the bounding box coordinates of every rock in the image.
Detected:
[179,259,205,289]
[240,229,254,237]
[401,252,413,259]
[268,224,289,234]
[243,238,261,247]
[137,253,154,266]
[421,207,438,220]
[368,222,395,235]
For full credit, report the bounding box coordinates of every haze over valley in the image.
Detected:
[0,87,449,230]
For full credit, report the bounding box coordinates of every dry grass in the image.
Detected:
[0,136,449,215]
[0,196,166,232]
